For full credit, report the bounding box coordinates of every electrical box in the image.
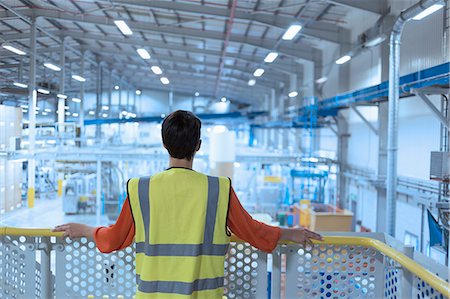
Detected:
[430,151,450,181]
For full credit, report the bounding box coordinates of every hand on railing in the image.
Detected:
[53,223,95,239]
[279,226,323,247]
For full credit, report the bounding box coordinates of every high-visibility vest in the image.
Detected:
[128,168,231,299]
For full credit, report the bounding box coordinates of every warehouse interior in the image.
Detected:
[0,0,450,298]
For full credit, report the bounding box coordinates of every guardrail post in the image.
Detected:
[38,238,52,299]
[271,245,282,299]
[401,245,414,299]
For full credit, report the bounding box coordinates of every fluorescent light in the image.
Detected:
[114,85,120,90]
[194,92,200,97]
[282,24,302,40]
[253,68,264,77]
[102,106,109,111]
[288,91,298,98]
[364,36,386,47]
[114,20,133,35]
[336,55,351,65]
[42,112,48,116]
[72,98,81,103]
[57,94,67,99]
[65,112,70,116]
[72,113,79,117]
[137,48,151,59]
[64,106,69,110]
[13,82,28,88]
[37,88,50,94]
[47,140,56,145]
[22,110,27,113]
[315,76,328,84]
[20,104,28,109]
[35,111,39,115]
[264,52,279,63]
[102,113,108,118]
[160,77,170,85]
[72,75,86,82]
[43,63,61,71]
[89,110,95,115]
[1,43,26,55]
[220,97,227,102]
[248,79,256,86]
[135,89,142,95]
[412,4,444,20]
[44,108,51,113]
[121,110,128,116]
[151,66,163,75]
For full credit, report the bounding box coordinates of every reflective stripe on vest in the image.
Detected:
[128,169,231,298]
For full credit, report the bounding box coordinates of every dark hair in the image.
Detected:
[161,110,201,160]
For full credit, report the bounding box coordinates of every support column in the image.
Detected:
[270,88,276,148]
[78,52,85,142]
[337,113,349,209]
[169,91,174,113]
[27,18,37,208]
[96,160,102,225]
[376,102,389,232]
[95,62,102,140]
[57,38,65,134]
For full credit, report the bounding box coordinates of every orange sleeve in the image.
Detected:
[227,187,281,253]
[93,197,135,253]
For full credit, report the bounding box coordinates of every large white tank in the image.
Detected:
[209,126,235,179]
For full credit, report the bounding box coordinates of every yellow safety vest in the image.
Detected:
[128,168,231,299]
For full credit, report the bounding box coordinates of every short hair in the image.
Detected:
[161,110,201,160]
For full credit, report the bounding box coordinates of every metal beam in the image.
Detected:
[97,0,348,44]
[328,0,386,14]
[416,92,450,131]
[0,8,320,61]
[350,105,379,135]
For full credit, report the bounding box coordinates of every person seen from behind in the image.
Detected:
[54,110,323,299]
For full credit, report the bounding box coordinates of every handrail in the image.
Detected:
[1,227,449,297]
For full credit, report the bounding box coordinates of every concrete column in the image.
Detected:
[27,18,37,208]
[264,94,270,148]
[337,113,350,209]
[79,52,85,140]
[95,62,102,140]
[376,101,389,232]
[169,91,174,113]
[108,69,112,113]
[57,38,65,132]
[96,160,102,225]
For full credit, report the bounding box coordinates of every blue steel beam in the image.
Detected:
[84,111,268,126]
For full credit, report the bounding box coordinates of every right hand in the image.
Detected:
[281,227,323,247]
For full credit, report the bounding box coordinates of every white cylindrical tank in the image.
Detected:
[209,126,235,179]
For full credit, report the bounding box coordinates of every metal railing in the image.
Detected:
[1,227,449,299]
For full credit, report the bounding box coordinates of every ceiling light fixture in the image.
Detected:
[137,48,151,60]
[72,113,79,117]
[336,55,352,65]
[57,94,67,99]
[102,113,108,118]
[13,82,28,88]
[160,77,170,85]
[413,3,445,20]
[114,85,120,90]
[114,20,133,35]
[282,24,302,40]
[89,110,95,115]
[135,89,142,95]
[151,66,163,75]
[364,36,386,48]
[315,76,328,84]
[102,106,109,111]
[248,79,256,86]
[72,75,86,82]
[44,62,61,71]
[194,92,200,97]
[288,91,298,98]
[220,97,227,102]
[264,52,279,63]
[253,68,265,77]
[72,98,81,103]
[44,108,51,113]
[1,43,26,55]
[37,88,50,94]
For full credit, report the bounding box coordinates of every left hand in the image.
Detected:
[53,223,95,239]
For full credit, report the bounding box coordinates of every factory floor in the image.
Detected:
[0,197,109,229]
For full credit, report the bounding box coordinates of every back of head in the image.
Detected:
[161,110,201,160]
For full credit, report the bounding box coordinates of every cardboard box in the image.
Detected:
[309,204,354,232]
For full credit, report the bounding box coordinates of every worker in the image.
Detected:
[54,110,323,299]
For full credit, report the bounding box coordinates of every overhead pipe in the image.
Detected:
[386,0,444,236]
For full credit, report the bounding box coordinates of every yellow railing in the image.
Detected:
[1,227,449,297]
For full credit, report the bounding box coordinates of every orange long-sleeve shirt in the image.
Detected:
[94,187,281,253]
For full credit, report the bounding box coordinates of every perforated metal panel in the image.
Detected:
[384,256,402,299]
[414,276,449,299]
[285,244,383,299]
[55,237,135,298]
[0,236,41,298]
[224,242,268,299]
